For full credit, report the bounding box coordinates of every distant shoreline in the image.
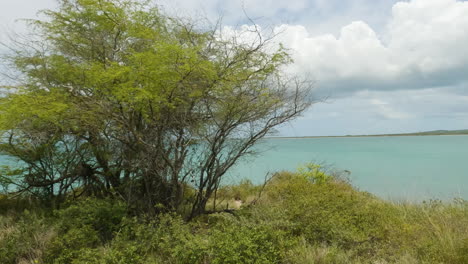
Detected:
[267,130,468,139]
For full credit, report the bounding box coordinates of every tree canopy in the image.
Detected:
[0,0,312,218]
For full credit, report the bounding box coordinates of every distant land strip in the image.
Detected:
[269,129,468,139]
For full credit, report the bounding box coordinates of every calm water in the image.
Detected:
[226,135,468,201]
[1,135,467,201]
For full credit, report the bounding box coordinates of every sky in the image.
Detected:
[1,0,467,136]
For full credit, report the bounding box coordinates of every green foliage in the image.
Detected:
[105,212,291,264]
[255,172,406,259]
[296,162,332,184]
[202,213,290,264]
[0,0,311,218]
[0,172,467,263]
[46,225,100,263]
[250,171,468,263]
[44,198,126,263]
[0,211,55,264]
[70,246,148,264]
[54,198,126,241]
[114,214,206,263]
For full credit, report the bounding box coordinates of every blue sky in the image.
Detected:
[1,0,468,136]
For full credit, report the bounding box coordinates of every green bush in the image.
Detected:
[44,198,126,263]
[69,245,147,264]
[55,198,126,241]
[46,225,100,263]
[202,213,291,264]
[76,212,293,264]
[0,171,467,264]
[101,213,207,263]
[257,171,403,259]
[296,163,332,184]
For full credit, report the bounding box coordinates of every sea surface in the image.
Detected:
[1,135,467,201]
[225,135,468,201]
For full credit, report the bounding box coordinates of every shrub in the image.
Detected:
[55,198,126,241]
[46,225,100,263]
[202,213,291,264]
[81,212,293,264]
[105,213,207,263]
[44,198,126,263]
[69,245,147,264]
[258,171,403,258]
[1,170,467,263]
[296,163,332,184]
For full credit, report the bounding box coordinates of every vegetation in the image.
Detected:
[0,165,467,263]
[1,1,466,263]
[0,0,311,218]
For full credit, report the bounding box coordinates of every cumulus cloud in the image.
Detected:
[1,0,467,135]
[4,0,466,98]
[272,0,468,97]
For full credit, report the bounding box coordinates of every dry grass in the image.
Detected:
[0,213,56,264]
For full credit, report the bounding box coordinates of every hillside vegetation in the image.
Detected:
[0,1,466,263]
[1,165,467,264]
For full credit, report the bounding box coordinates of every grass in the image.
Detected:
[0,167,467,263]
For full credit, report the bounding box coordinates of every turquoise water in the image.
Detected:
[225,135,468,201]
[1,135,467,201]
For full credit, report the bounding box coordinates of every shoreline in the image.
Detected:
[266,133,468,139]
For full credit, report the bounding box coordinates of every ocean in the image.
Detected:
[1,135,467,201]
[226,135,468,201]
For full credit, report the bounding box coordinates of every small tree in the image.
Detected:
[0,0,312,218]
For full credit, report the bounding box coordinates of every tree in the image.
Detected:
[0,0,312,218]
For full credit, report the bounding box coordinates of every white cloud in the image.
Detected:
[272,0,468,96]
[1,0,466,136]
[388,0,468,72]
[5,0,465,98]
